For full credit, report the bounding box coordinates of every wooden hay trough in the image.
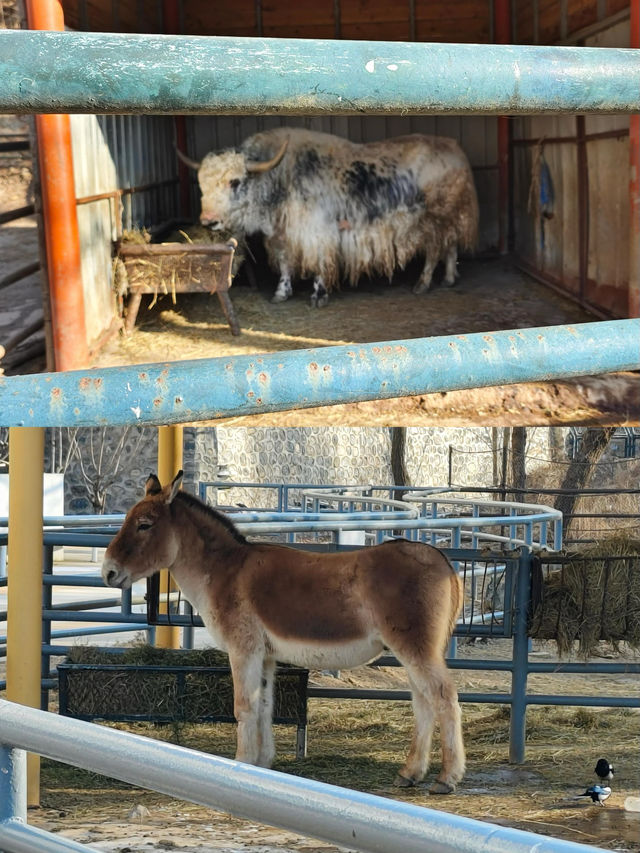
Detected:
[58,646,309,755]
[529,537,640,658]
[116,239,241,335]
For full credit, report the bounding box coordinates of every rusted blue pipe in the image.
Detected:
[0,30,639,115]
[0,320,637,426]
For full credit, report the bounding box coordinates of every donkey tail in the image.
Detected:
[445,554,464,642]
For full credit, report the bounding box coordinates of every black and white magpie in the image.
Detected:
[575,785,612,806]
[594,758,614,783]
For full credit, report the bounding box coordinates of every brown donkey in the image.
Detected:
[102,471,465,792]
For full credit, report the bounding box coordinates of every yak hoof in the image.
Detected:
[412,281,430,295]
[429,780,455,795]
[393,773,417,788]
[310,294,330,308]
[271,292,290,304]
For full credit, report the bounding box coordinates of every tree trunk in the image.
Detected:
[554,428,615,533]
[390,427,409,488]
[509,427,527,502]
[548,427,564,463]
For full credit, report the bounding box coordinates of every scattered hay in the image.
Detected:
[530,535,640,658]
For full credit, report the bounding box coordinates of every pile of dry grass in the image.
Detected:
[529,535,640,657]
[61,645,307,724]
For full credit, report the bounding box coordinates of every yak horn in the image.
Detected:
[246,138,289,174]
[176,147,202,171]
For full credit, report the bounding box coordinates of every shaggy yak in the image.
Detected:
[102,471,466,792]
[178,127,478,306]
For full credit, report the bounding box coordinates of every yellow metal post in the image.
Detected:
[6,427,45,806]
[155,425,183,649]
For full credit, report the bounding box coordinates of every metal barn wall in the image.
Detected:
[69,114,180,344]
[188,114,500,253]
[511,8,632,317]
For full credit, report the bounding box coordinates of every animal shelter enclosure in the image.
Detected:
[11,0,639,367]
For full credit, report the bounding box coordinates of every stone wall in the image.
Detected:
[30,426,628,515]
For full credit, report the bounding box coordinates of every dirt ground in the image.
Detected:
[94,256,640,427]
[16,638,640,853]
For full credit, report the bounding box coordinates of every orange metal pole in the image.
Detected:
[26,0,89,371]
[495,0,511,255]
[630,0,640,318]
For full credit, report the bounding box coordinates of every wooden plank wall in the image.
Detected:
[515,0,629,43]
[183,1,490,42]
[512,4,631,317]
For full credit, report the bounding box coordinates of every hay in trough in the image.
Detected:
[61,645,307,724]
[115,225,244,304]
[529,535,640,658]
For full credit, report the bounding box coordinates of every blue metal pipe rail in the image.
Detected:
[1,31,639,116]
[0,320,638,425]
[0,698,610,853]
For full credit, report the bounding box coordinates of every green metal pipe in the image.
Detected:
[0,30,639,115]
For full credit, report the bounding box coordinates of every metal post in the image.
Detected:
[156,425,183,649]
[6,427,45,805]
[24,0,88,372]
[495,0,511,254]
[509,547,531,764]
[0,743,27,824]
[630,0,640,317]
[41,545,53,711]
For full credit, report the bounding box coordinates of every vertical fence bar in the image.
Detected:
[6,427,45,806]
[156,425,183,649]
[0,743,27,826]
[24,0,88,372]
[41,545,53,712]
[630,0,640,317]
[509,548,531,764]
[495,0,511,254]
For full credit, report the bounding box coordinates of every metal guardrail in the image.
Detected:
[0,320,638,425]
[0,697,611,853]
[1,31,639,115]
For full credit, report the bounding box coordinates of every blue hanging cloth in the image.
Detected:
[539,156,554,248]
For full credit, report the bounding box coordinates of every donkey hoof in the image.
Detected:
[393,773,417,788]
[429,780,455,795]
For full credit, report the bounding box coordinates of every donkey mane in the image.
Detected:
[173,490,247,544]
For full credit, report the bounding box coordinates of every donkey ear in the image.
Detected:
[145,474,162,496]
[166,469,183,504]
